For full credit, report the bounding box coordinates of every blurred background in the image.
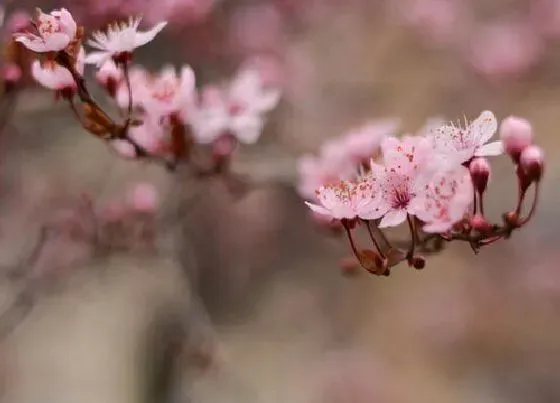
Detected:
[0,0,560,402]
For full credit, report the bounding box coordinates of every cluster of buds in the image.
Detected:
[13,8,281,178]
[299,111,544,276]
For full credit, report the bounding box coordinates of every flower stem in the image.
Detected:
[364,220,384,257]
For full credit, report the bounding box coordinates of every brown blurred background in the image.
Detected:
[0,1,560,403]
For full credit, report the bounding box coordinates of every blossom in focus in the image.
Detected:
[297,154,355,201]
[190,67,281,145]
[372,135,436,228]
[305,177,382,221]
[410,166,473,233]
[14,8,77,53]
[85,17,167,66]
[141,65,196,121]
[432,110,502,164]
[31,47,85,92]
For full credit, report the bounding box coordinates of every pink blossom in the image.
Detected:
[410,166,473,233]
[141,65,196,121]
[191,67,281,144]
[115,66,150,109]
[297,154,355,201]
[305,177,382,221]
[432,110,502,164]
[127,183,159,213]
[85,17,168,66]
[5,10,32,34]
[95,59,123,87]
[14,8,77,53]
[110,139,137,158]
[2,63,22,84]
[372,135,436,228]
[499,116,533,161]
[128,118,167,154]
[519,145,544,182]
[31,47,85,91]
[336,119,400,165]
[466,21,543,81]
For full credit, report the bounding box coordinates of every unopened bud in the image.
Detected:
[499,116,533,163]
[471,213,492,233]
[2,63,21,92]
[519,145,544,183]
[469,157,491,194]
[412,256,426,270]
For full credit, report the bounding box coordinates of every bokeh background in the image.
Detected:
[0,1,560,402]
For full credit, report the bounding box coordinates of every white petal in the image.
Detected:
[84,51,110,67]
[134,21,168,48]
[305,202,332,218]
[471,110,498,145]
[378,209,407,228]
[474,140,503,157]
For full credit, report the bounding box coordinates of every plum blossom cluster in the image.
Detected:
[14,7,281,176]
[300,111,544,276]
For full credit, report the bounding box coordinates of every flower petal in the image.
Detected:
[378,209,407,228]
[474,140,503,157]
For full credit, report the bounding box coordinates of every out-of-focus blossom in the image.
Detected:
[114,65,150,109]
[465,21,543,81]
[2,63,22,84]
[141,65,196,121]
[31,47,85,93]
[394,0,465,45]
[14,8,77,53]
[111,139,137,158]
[229,4,285,55]
[411,166,473,233]
[191,67,281,144]
[128,118,167,155]
[5,10,32,34]
[530,0,560,39]
[305,177,382,221]
[432,110,502,163]
[85,17,167,66]
[95,59,123,96]
[297,153,355,201]
[127,183,159,213]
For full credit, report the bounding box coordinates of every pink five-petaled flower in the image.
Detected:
[141,65,196,121]
[410,165,473,233]
[190,67,281,145]
[305,177,382,221]
[370,135,436,228]
[13,8,77,53]
[432,110,503,164]
[297,153,356,201]
[31,47,85,95]
[84,16,167,66]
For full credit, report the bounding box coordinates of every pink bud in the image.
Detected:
[519,145,544,182]
[499,116,533,163]
[212,134,238,158]
[128,183,159,213]
[471,213,492,233]
[111,139,137,159]
[469,157,491,194]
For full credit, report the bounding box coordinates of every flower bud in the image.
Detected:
[519,145,544,183]
[128,183,159,213]
[411,256,426,270]
[471,213,492,233]
[499,116,533,163]
[469,157,491,194]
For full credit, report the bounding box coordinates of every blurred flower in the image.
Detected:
[85,17,167,66]
[465,21,543,81]
[31,47,84,93]
[14,8,77,53]
[191,67,281,144]
[127,183,159,213]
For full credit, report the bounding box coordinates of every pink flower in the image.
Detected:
[336,119,400,165]
[115,66,150,109]
[432,110,502,164]
[128,118,167,154]
[191,67,281,144]
[297,154,355,201]
[371,135,436,228]
[111,139,137,158]
[141,65,196,121]
[95,59,123,86]
[31,47,85,92]
[14,8,77,53]
[305,177,382,221]
[410,166,473,233]
[85,16,167,66]
[499,116,533,162]
[128,183,159,213]
[466,21,543,81]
